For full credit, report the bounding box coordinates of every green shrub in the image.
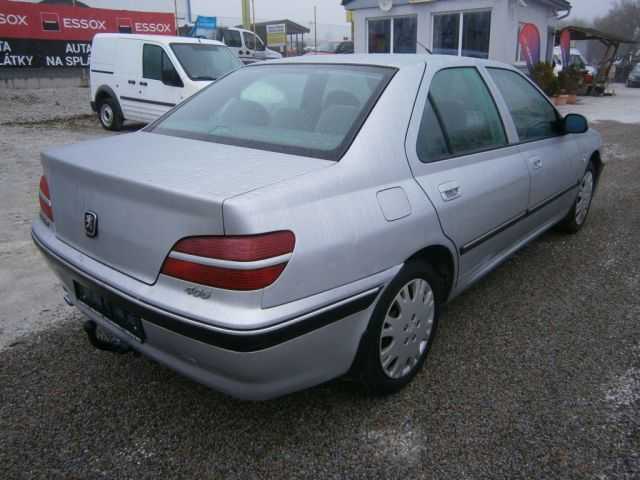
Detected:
[531,62,560,97]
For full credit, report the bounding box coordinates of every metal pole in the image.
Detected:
[314,6,318,51]
[186,0,192,24]
[252,0,256,34]
[173,0,179,34]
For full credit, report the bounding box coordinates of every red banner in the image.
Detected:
[518,23,540,72]
[0,0,176,41]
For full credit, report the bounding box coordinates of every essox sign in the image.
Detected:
[0,0,176,41]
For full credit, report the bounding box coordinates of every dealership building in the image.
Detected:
[343,0,572,66]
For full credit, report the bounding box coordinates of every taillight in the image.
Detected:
[39,175,53,222]
[161,231,295,291]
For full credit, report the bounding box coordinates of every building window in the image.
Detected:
[433,11,491,59]
[368,16,417,54]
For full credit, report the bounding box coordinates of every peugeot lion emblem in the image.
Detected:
[84,211,98,238]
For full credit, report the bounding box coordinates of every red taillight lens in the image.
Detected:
[39,175,53,222]
[161,231,295,291]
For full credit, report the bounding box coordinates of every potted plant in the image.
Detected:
[531,62,561,104]
[557,70,570,105]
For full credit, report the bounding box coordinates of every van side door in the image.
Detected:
[114,38,143,121]
[405,66,531,287]
[486,68,581,217]
[137,43,184,122]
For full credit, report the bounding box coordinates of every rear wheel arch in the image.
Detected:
[406,244,456,301]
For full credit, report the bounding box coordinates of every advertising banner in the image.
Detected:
[0,0,175,67]
[518,23,540,72]
[266,23,286,47]
[560,28,571,70]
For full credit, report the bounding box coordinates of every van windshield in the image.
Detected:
[151,64,395,160]
[170,43,242,81]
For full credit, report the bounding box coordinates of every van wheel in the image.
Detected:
[557,161,596,234]
[97,97,123,131]
[354,260,443,395]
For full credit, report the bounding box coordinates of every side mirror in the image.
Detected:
[162,68,183,88]
[563,113,588,134]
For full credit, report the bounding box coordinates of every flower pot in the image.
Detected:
[555,95,568,106]
[567,93,578,105]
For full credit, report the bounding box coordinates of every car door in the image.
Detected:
[252,33,268,60]
[485,68,581,214]
[405,66,531,285]
[221,28,242,59]
[138,43,184,123]
[115,38,143,121]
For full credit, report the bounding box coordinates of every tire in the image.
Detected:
[97,96,123,131]
[557,161,596,234]
[354,260,444,395]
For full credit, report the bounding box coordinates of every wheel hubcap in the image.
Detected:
[575,170,594,225]
[100,104,113,126]
[379,278,435,379]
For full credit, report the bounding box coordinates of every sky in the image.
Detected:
[190,0,619,26]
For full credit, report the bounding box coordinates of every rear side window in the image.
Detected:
[487,68,561,142]
[416,98,449,163]
[427,68,507,157]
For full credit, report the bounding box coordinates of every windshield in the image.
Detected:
[170,43,242,81]
[152,64,395,160]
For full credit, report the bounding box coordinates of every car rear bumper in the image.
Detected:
[32,224,394,400]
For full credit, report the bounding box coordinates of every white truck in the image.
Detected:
[212,27,282,64]
[90,33,242,130]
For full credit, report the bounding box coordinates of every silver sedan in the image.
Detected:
[33,55,603,400]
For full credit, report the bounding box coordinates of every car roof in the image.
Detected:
[261,54,518,71]
[93,33,225,47]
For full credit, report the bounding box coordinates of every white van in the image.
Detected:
[213,27,282,64]
[553,46,597,76]
[90,33,242,130]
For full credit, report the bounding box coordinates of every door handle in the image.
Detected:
[438,181,461,202]
[531,158,543,170]
[139,81,148,86]
[128,80,136,85]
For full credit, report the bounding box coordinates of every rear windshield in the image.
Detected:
[170,43,242,81]
[151,64,395,160]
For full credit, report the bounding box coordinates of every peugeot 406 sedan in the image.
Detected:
[33,55,603,400]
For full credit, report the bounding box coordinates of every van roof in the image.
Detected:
[93,33,225,47]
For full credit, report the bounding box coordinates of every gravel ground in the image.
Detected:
[0,87,93,125]
[0,88,639,479]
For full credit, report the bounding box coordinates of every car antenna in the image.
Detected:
[417,41,432,54]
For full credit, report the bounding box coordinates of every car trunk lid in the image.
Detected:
[43,132,331,284]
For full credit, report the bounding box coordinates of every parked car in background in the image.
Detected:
[213,27,282,64]
[553,46,597,77]
[626,63,640,87]
[305,40,354,55]
[90,34,242,131]
[35,55,603,400]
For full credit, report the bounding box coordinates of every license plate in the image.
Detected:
[74,281,146,342]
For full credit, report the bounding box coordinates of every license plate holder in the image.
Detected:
[74,281,146,342]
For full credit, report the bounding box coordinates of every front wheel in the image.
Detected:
[557,162,596,233]
[354,261,443,395]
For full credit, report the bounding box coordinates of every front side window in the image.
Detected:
[142,44,163,81]
[223,29,242,48]
[243,32,256,50]
[368,16,417,54]
[171,43,242,81]
[152,64,395,160]
[143,44,182,86]
[428,68,506,156]
[433,11,491,59]
[488,68,561,142]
